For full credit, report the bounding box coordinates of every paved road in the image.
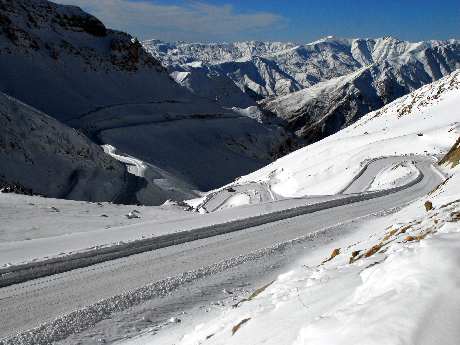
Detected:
[0,157,442,343]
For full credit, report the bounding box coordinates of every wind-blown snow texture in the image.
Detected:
[144,37,460,141]
[0,0,294,204]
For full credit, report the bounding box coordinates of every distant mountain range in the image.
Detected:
[144,37,460,142]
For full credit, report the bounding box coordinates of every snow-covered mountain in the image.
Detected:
[143,40,297,66]
[262,38,460,141]
[143,40,303,100]
[0,0,294,203]
[169,62,256,108]
[144,37,460,141]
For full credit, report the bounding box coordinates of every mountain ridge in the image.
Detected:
[144,36,460,141]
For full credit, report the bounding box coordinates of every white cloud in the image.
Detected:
[52,0,287,41]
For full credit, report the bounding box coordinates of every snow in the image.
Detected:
[109,71,460,345]
[0,187,358,267]
[102,144,147,177]
[125,140,460,345]
[185,71,459,212]
[0,91,128,202]
[0,193,191,244]
[145,37,460,145]
[144,37,460,101]
[218,193,251,210]
[239,70,460,197]
[1,3,460,342]
[368,161,418,191]
[294,230,460,345]
[0,0,291,205]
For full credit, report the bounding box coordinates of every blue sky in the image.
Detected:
[54,0,460,43]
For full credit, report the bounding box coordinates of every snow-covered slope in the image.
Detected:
[237,70,460,197]
[144,40,304,101]
[0,0,294,202]
[170,63,256,108]
[0,0,177,122]
[0,91,131,202]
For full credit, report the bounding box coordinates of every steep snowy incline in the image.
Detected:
[0,0,180,122]
[0,91,131,202]
[262,61,460,141]
[237,70,460,197]
[263,37,459,140]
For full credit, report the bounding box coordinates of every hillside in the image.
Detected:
[149,141,460,345]
[0,91,131,202]
[110,68,460,345]
[222,70,460,200]
[0,0,294,203]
